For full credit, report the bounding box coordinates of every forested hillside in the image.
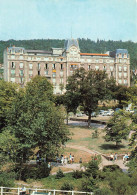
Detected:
[0,38,137,68]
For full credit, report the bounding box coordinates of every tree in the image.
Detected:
[0,76,70,166]
[0,80,17,130]
[66,68,115,127]
[104,111,129,146]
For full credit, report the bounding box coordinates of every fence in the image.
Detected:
[0,187,93,195]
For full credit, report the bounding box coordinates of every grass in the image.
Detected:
[64,124,130,156]
[41,172,83,190]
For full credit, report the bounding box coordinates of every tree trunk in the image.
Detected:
[88,112,91,128]
[66,112,69,125]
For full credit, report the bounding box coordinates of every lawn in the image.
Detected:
[63,123,130,159]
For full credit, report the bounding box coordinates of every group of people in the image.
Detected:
[56,153,74,165]
[110,153,118,161]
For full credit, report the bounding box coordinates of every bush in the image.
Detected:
[94,188,113,195]
[72,170,83,179]
[61,182,74,191]
[102,165,121,172]
[15,163,51,181]
[0,171,15,187]
[55,168,64,179]
[80,177,96,192]
[84,159,99,179]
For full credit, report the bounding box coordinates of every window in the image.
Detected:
[45,70,48,75]
[124,73,127,78]
[124,66,127,71]
[61,64,63,70]
[38,63,40,69]
[52,73,56,77]
[11,78,15,82]
[19,77,24,84]
[45,64,48,69]
[11,69,15,75]
[20,70,23,76]
[124,80,127,84]
[118,79,122,84]
[20,55,23,59]
[19,62,23,69]
[103,66,106,70]
[88,65,91,70]
[60,78,64,83]
[119,66,122,71]
[11,62,15,68]
[110,66,113,71]
[38,70,40,75]
[52,78,56,83]
[29,70,33,76]
[29,63,33,69]
[60,71,63,77]
[11,55,15,59]
[119,72,122,78]
[111,72,113,77]
[52,64,56,69]
[95,66,99,70]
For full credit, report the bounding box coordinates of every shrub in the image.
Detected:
[72,170,83,179]
[61,182,74,191]
[102,165,121,172]
[80,177,96,192]
[84,159,99,179]
[15,162,50,181]
[0,171,15,187]
[55,168,64,179]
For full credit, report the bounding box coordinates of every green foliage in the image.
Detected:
[80,176,96,192]
[0,171,15,187]
[0,80,17,130]
[92,128,99,138]
[102,165,121,172]
[66,68,115,127]
[60,182,74,191]
[104,111,129,146]
[72,170,83,179]
[94,188,113,195]
[55,168,65,179]
[84,159,99,179]
[15,163,50,181]
[0,76,70,167]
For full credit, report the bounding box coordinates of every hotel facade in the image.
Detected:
[4,39,130,94]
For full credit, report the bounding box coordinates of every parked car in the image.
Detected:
[102,111,110,116]
[76,112,83,117]
[98,110,105,115]
[91,112,96,117]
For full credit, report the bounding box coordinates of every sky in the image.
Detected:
[0,0,137,42]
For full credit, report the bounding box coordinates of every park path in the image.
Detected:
[64,144,128,171]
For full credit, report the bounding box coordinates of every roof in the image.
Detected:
[80,53,109,56]
[64,39,79,50]
[25,50,52,54]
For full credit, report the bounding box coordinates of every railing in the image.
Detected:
[0,187,93,195]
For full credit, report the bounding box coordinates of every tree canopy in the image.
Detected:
[66,68,116,127]
[0,76,70,165]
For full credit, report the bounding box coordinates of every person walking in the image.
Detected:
[114,153,117,161]
[69,153,72,164]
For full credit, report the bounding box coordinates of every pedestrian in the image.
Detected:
[69,153,72,164]
[110,153,114,161]
[72,155,74,163]
[64,156,67,165]
[114,153,117,161]
[20,185,26,195]
[48,162,51,169]
[61,155,64,165]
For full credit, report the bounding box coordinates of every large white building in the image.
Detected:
[4,39,130,94]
